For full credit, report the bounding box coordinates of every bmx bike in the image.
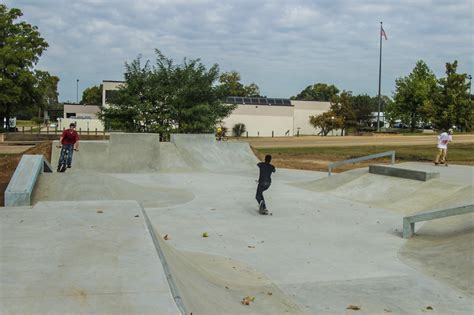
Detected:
[57,145,78,172]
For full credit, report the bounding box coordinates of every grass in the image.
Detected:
[257,143,474,164]
[16,120,36,127]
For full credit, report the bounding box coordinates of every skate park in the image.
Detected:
[1,133,473,314]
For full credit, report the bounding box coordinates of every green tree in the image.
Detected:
[100,50,236,133]
[427,61,471,131]
[330,91,356,135]
[218,71,260,97]
[309,111,344,136]
[291,83,340,101]
[81,84,102,105]
[392,60,437,131]
[351,94,375,126]
[0,4,49,130]
[33,70,59,120]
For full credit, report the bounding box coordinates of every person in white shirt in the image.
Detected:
[434,129,453,165]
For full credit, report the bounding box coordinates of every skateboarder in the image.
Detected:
[434,128,453,166]
[256,155,275,214]
[57,123,80,172]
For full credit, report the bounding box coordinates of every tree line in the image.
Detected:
[387,60,471,131]
[302,60,472,135]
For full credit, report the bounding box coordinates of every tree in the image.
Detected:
[232,123,246,137]
[309,111,343,136]
[81,84,102,105]
[392,60,437,131]
[330,91,356,135]
[99,49,236,133]
[218,71,260,97]
[427,61,471,131]
[291,83,340,101]
[33,70,59,120]
[351,94,376,126]
[0,4,49,130]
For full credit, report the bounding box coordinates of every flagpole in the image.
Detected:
[377,21,383,132]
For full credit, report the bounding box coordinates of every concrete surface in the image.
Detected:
[5,134,474,314]
[0,200,180,315]
[51,133,258,173]
[4,154,52,207]
[369,164,439,181]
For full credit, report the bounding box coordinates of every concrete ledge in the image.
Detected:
[403,204,474,238]
[369,165,439,181]
[4,155,52,207]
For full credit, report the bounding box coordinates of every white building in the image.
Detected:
[221,97,331,136]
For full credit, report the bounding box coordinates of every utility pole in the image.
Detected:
[377,21,387,132]
[76,79,79,104]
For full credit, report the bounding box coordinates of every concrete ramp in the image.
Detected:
[0,200,180,314]
[52,133,258,173]
[155,231,304,315]
[296,165,472,214]
[171,134,259,173]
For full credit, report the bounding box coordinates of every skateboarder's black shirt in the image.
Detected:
[257,162,275,182]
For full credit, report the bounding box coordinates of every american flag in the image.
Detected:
[381,26,387,40]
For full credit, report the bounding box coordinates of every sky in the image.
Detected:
[5,0,473,102]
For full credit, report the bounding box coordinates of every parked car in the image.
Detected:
[393,122,408,128]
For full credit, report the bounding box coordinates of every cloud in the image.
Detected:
[5,0,472,101]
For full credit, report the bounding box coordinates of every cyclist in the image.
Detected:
[58,122,80,171]
[216,126,223,141]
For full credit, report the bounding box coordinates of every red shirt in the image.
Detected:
[61,129,79,145]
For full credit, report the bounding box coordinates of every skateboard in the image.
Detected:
[258,208,273,216]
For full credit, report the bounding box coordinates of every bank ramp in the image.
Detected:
[52,133,259,173]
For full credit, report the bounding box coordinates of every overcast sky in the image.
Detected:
[5,0,473,102]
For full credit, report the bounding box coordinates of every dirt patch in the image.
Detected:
[0,142,52,207]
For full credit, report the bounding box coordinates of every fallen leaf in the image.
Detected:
[202,232,208,238]
[426,306,433,310]
[347,305,361,311]
[97,210,103,213]
[163,234,170,240]
[241,296,255,305]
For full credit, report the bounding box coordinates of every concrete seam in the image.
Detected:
[139,203,188,315]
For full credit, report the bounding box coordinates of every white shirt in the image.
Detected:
[437,132,452,149]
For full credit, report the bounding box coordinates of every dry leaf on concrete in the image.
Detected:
[241,296,255,305]
[163,234,170,240]
[346,305,361,310]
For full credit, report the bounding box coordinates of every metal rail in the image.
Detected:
[328,150,395,176]
[402,204,474,238]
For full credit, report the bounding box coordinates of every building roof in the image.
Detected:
[102,80,125,83]
[225,96,292,106]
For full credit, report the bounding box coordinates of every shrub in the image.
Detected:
[232,123,246,137]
